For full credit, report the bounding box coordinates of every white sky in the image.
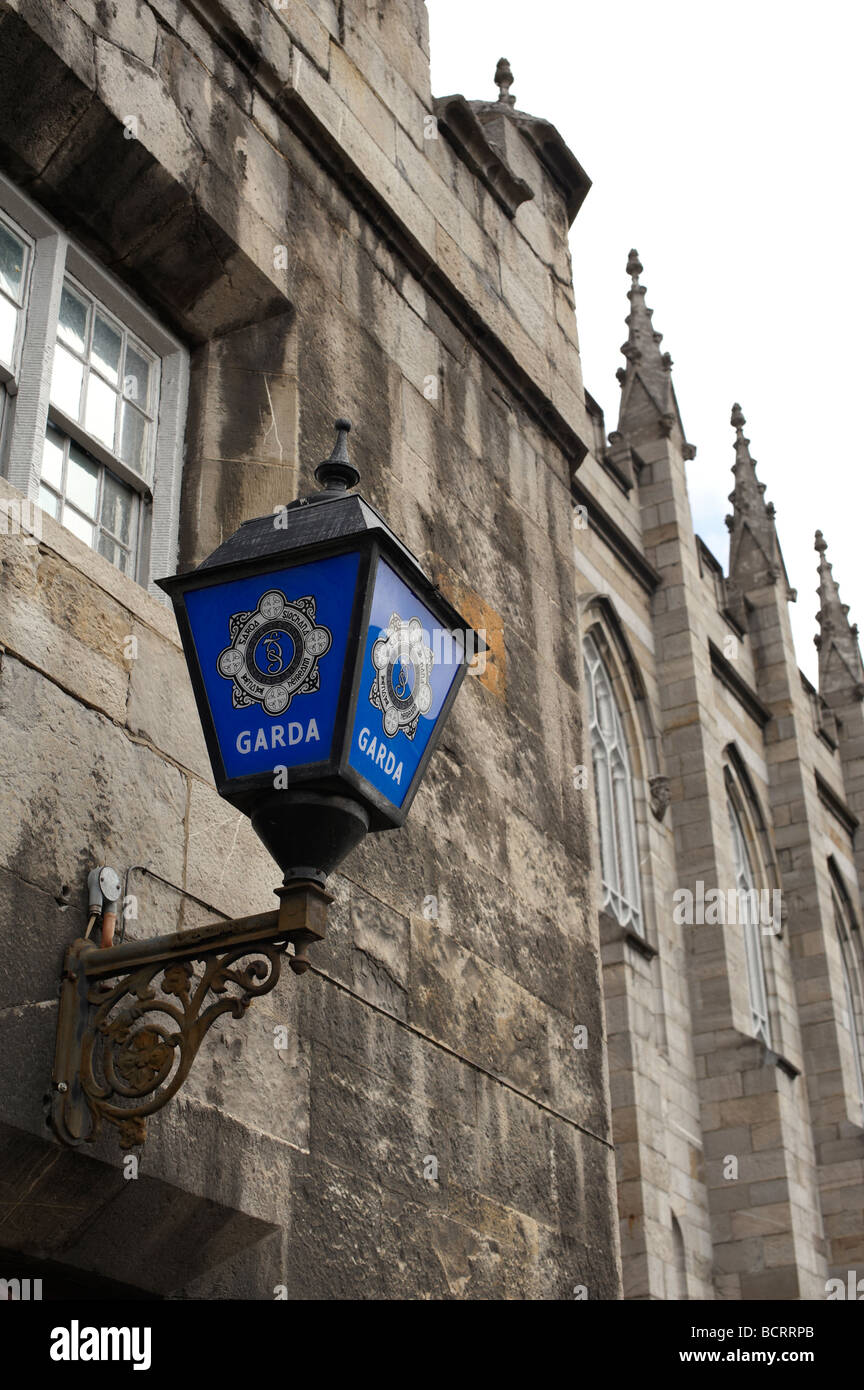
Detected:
[426,0,863,686]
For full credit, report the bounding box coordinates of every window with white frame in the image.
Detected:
[40,423,141,576]
[583,632,643,935]
[0,173,187,592]
[727,790,771,1044]
[0,210,33,436]
[831,877,864,1123]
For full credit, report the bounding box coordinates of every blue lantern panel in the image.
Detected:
[348,559,463,809]
[185,552,361,781]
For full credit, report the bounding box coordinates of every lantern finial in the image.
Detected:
[314,418,360,495]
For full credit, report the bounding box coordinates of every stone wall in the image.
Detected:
[0,0,622,1298]
[1,0,861,1303]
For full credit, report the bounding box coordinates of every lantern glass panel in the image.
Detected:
[183,550,362,782]
[348,557,464,810]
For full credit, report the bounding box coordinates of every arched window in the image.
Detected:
[583,632,643,935]
[669,1216,688,1300]
[727,791,771,1045]
[831,874,864,1123]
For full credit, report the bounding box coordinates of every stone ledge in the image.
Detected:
[709,640,772,728]
[0,1119,281,1296]
[0,479,179,646]
[623,926,659,960]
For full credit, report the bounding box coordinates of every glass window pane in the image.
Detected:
[92,314,122,384]
[124,343,151,410]
[50,343,84,418]
[728,794,771,1045]
[119,401,148,473]
[41,426,65,490]
[98,532,132,575]
[101,470,133,545]
[62,504,95,547]
[66,444,99,518]
[0,294,17,367]
[0,222,26,300]
[38,485,61,520]
[594,749,617,894]
[58,285,89,355]
[583,633,643,934]
[84,370,117,448]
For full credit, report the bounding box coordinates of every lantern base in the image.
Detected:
[250,790,370,886]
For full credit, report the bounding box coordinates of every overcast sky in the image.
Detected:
[426,0,862,686]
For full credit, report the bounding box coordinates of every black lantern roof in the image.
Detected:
[195,492,419,577]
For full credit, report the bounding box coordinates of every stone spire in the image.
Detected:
[724,405,795,621]
[814,530,864,699]
[616,251,693,453]
[726,404,775,552]
[494,57,516,107]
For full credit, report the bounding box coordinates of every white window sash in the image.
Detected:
[6,231,66,503]
[0,209,35,387]
[0,172,187,594]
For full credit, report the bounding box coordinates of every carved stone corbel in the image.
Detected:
[648,774,671,821]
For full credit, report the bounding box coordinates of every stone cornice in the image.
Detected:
[511,112,591,222]
[468,102,592,224]
[432,95,534,219]
[816,771,859,839]
[709,641,772,728]
[571,476,662,595]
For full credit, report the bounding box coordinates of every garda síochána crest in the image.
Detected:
[217,588,332,716]
[369,612,434,739]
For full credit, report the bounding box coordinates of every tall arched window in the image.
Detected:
[583,633,643,935]
[831,874,864,1123]
[669,1216,688,1300]
[727,791,771,1044]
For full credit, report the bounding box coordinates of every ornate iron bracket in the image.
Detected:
[50,880,330,1150]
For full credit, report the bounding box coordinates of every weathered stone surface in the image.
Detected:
[67,0,158,66]
[182,777,278,921]
[0,865,73,1012]
[0,0,629,1304]
[349,882,410,1014]
[0,654,187,900]
[0,530,130,723]
[183,995,311,1149]
[6,0,858,1309]
[126,617,211,782]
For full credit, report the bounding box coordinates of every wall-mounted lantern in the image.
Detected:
[51,421,479,1149]
[159,418,473,881]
